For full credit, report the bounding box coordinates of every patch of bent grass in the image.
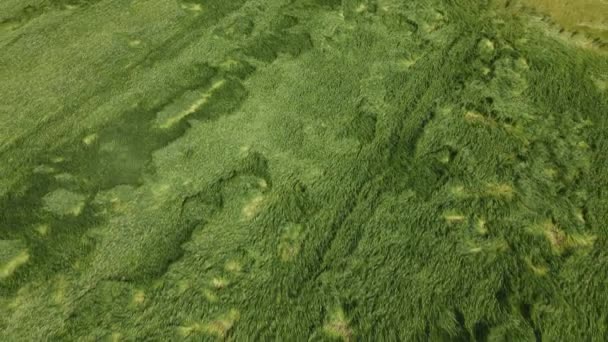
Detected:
[242,195,265,220]
[202,309,240,338]
[464,111,496,127]
[444,211,466,224]
[178,310,241,338]
[483,182,515,200]
[323,307,353,341]
[528,220,597,254]
[0,249,30,279]
[525,257,549,276]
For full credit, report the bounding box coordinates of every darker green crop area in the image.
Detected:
[1,0,607,340]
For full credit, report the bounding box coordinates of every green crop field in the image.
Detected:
[1,0,607,340]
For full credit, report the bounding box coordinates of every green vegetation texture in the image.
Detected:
[1,0,608,340]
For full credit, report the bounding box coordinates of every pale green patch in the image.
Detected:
[476,218,488,235]
[35,224,50,236]
[0,251,29,279]
[438,150,451,164]
[464,111,496,127]
[150,183,172,200]
[437,106,453,117]
[178,280,191,295]
[0,240,29,279]
[515,57,530,70]
[258,179,268,189]
[178,323,202,337]
[133,290,146,305]
[211,276,229,290]
[575,208,585,223]
[480,38,495,52]
[468,246,483,253]
[203,289,219,302]
[110,332,122,342]
[566,233,597,250]
[225,260,242,273]
[201,309,240,338]
[242,195,264,220]
[577,141,590,150]
[355,4,367,13]
[528,220,597,254]
[450,185,468,198]
[219,59,240,70]
[396,57,420,70]
[82,133,98,145]
[444,211,466,224]
[181,2,203,12]
[278,223,305,262]
[52,275,69,305]
[543,168,558,179]
[239,145,251,154]
[156,79,226,129]
[467,238,508,254]
[484,183,515,200]
[128,40,142,48]
[42,188,86,217]
[525,257,549,276]
[323,307,353,341]
[33,164,56,174]
[485,238,509,253]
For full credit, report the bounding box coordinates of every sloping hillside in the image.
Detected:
[1,0,607,340]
